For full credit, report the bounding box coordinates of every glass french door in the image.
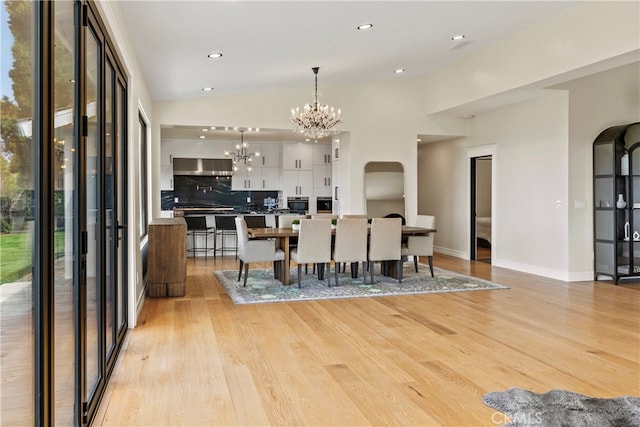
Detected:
[81,4,128,424]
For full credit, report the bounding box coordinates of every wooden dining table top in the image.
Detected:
[247,225,436,238]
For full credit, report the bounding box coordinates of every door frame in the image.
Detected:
[467,145,496,261]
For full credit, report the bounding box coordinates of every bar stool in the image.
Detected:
[214,215,238,258]
[185,216,216,259]
[244,215,266,229]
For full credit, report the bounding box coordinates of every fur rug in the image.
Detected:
[482,388,640,427]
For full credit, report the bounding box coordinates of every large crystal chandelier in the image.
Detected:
[225,130,259,171]
[290,67,342,140]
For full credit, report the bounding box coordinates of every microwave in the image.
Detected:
[316,197,332,213]
[287,197,309,214]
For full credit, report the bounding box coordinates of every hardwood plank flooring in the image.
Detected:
[95,254,640,426]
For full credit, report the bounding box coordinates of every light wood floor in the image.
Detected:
[95,254,640,426]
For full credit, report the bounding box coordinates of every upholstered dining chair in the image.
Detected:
[278,214,305,228]
[332,218,368,285]
[235,217,285,287]
[401,215,436,276]
[311,214,338,220]
[290,219,332,288]
[368,217,403,284]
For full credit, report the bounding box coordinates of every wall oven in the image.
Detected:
[316,197,332,213]
[287,197,309,214]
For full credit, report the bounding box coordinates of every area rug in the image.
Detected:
[214,264,508,304]
[482,388,640,427]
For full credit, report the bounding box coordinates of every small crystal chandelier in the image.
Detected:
[225,130,259,171]
[290,67,342,140]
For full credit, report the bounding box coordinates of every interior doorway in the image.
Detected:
[470,155,492,263]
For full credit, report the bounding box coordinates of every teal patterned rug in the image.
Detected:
[214,264,508,304]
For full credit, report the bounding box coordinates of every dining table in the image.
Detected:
[247,225,436,285]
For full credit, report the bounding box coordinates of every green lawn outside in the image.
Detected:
[0,231,65,285]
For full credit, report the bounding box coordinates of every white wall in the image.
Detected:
[97,1,153,326]
[419,62,640,281]
[421,1,640,115]
[419,92,570,278]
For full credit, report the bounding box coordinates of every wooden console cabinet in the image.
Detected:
[147,218,187,297]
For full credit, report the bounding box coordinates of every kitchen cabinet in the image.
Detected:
[282,169,313,196]
[259,143,281,168]
[313,143,332,165]
[160,164,173,190]
[313,164,332,197]
[261,167,280,190]
[232,165,280,190]
[282,142,313,171]
[231,167,262,190]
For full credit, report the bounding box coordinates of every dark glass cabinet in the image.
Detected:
[593,122,640,283]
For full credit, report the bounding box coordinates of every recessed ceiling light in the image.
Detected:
[207,52,223,59]
[451,34,465,41]
[394,68,405,74]
[199,135,206,139]
[201,128,208,132]
[357,23,373,30]
[210,126,217,130]
[202,87,213,92]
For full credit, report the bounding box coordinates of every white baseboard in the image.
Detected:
[133,282,147,328]
[433,247,595,283]
[434,246,468,260]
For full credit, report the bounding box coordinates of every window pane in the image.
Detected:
[53,1,76,424]
[85,26,101,397]
[0,0,35,424]
[105,60,114,357]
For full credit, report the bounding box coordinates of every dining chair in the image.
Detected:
[290,219,332,288]
[368,217,403,284]
[341,214,368,219]
[383,212,406,225]
[277,214,305,228]
[332,218,368,285]
[401,215,436,276]
[311,214,338,220]
[235,217,285,287]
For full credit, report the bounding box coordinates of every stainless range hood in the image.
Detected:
[172,158,233,176]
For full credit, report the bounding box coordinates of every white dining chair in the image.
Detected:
[401,215,436,276]
[332,218,368,285]
[235,217,285,287]
[278,214,306,228]
[368,217,403,284]
[311,214,338,220]
[290,219,332,288]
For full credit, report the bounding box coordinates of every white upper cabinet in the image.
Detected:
[282,142,313,170]
[282,170,314,196]
[258,143,281,168]
[260,167,281,190]
[313,143,332,165]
